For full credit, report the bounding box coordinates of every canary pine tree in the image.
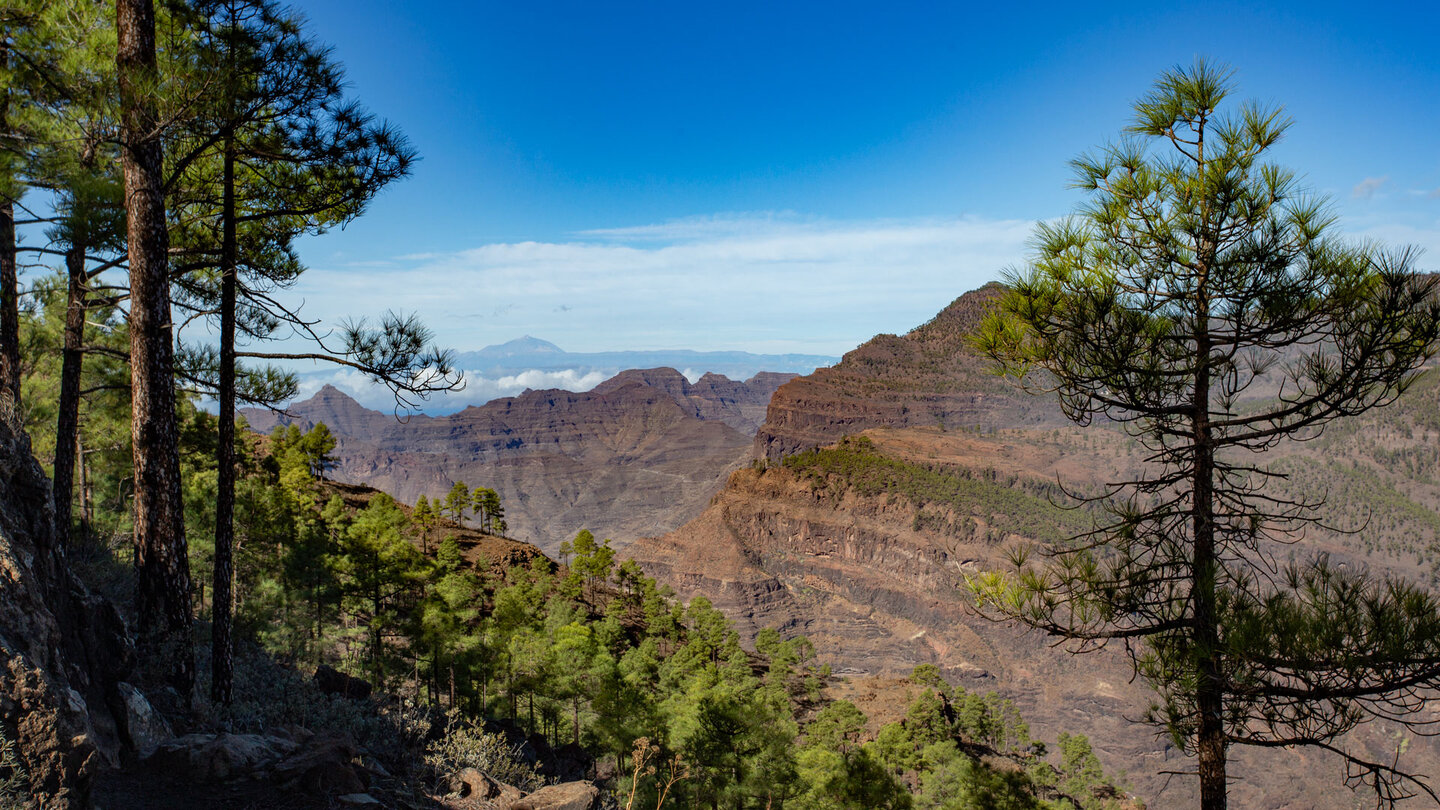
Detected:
[117,0,194,700]
[973,61,1440,808]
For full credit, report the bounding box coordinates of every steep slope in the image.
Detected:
[754,284,1067,458]
[318,479,549,575]
[628,284,1440,809]
[590,367,795,433]
[0,416,135,807]
[242,369,782,553]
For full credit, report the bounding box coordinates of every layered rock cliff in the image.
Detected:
[591,367,795,434]
[754,284,1067,459]
[627,284,1440,809]
[242,368,789,553]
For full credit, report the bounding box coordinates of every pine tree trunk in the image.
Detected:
[53,244,89,546]
[0,197,16,404]
[212,134,238,705]
[1195,432,1227,810]
[79,436,94,534]
[117,0,193,700]
[0,42,19,404]
[1192,272,1226,809]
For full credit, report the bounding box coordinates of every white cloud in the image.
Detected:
[288,213,1034,358]
[291,366,614,414]
[1352,176,1389,200]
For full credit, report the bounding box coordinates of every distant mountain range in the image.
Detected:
[286,336,837,414]
[242,367,795,552]
[626,284,1440,810]
[454,336,838,379]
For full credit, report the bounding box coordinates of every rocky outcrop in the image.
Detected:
[754,284,1066,459]
[508,781,600,810]
[146,729,372,795]
[243,372,769,553]
[591,368,796,433]
[629,430,1126,675]
[452,767,599,810]
[630,283,1440,809]
[0,413,135,807]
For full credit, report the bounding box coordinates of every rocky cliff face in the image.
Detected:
[0,414,135,808]
[242,368,784,553]
[754,284,1067,459]
[627,284,1440,809]
[591,368,795,434]
[630,425,1440,809]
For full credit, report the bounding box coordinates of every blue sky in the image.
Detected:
[279,0,1440,366]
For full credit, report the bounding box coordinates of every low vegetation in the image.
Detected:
[782,435,1091,544]
[26,386,1135,808]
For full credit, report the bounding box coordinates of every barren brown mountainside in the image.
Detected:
[755,283,1070,459]
[592,367,794,433]
[627,284,1440,809]
[242,369,793,554]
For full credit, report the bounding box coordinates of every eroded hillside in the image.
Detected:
[629,284,1440,809]
[243,369,792,553]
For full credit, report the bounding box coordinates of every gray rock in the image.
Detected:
[0,413,134,808]
[508,781,601,810]
[116,682,171,759]
[147,733,297,781]
[271,732,364,795]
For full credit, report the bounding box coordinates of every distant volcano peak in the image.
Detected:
[483,336,565,355]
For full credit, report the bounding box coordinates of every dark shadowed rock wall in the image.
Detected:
[0,413,135,808]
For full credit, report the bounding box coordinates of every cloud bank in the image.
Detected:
[291,366,615,414]
[292,213,1034,358]
[271,210,1440,414]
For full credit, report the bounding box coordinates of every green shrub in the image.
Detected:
[424,710,544,793]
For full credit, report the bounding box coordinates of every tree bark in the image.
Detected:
[117,0,193,700]
[1192,127,1227,810]
[79,437,94,532]
[0,197,17,403]
[53,243,90,546]
[212,132,237,705]
[0,42,19,404]
[1194,410,1227,809]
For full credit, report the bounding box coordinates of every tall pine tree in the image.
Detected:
[973,61,1440,808]
[117,0,193,700]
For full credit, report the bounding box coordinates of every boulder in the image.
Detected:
[146,732,297,781]
[116,682,171,759]
[271,731,364,794]
[455,766,523,804]
[0,412,134,808]
[508,781,600,810]
[313,664,372,700]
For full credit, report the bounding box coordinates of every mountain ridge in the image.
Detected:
[241,367,791,552]
[624,283,1440,810]
[453,339,837,380]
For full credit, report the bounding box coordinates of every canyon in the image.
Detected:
[262,284,1440,808]
[624,284,1440,809]
[242,368,795,554]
